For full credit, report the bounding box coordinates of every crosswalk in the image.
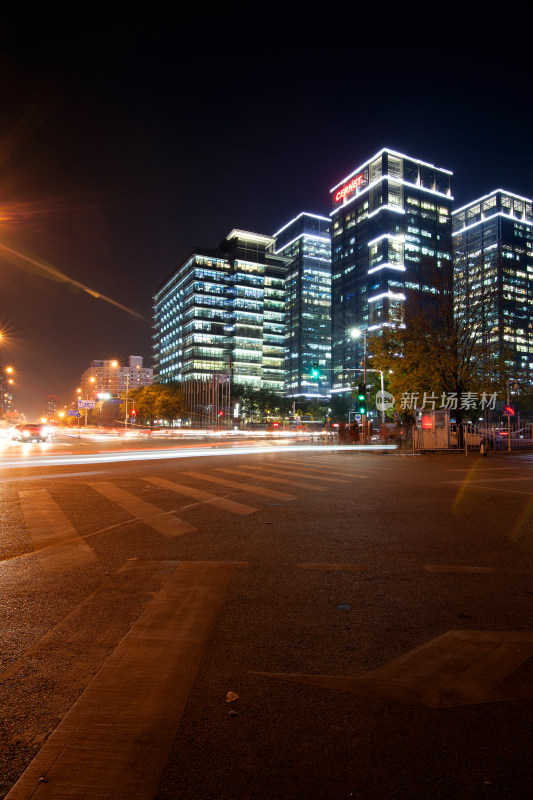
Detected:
[11,459,363,574]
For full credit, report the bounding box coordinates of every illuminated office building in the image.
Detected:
[452,190,533,378]
[274,212,331,396]
[330,148,453,393]
[153,230,289,392]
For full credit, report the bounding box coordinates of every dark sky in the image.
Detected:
[1,7,532,418]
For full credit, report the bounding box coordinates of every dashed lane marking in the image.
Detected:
[298,563,368,571]
[87,482,196,538]
[214,467,328,491]
[183,471,295,500]
[143,475,258,515]
[445,480,533,497]
[242,465,348,483]
[19,489,97,573]
[4,561,247,800]
[424,565,497,574]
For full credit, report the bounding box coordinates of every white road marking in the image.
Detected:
[143,475,258,515]
[242,465,348,483]
[215,467,328,491]
[183,471,295,500]
[87,482,196,538]
[4,561,246,800]
[19,489,96,573]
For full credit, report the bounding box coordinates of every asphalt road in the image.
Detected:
[1,444,533,799]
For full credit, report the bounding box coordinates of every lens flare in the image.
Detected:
[0,240,147,321]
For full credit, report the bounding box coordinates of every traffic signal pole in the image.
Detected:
[363,338,367,444]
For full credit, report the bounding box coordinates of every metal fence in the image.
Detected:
[448,422,533,452]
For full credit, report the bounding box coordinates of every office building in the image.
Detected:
[330,148,453,393]
[452,190,533,378]
[274,213,332,397]
[45,395,61,419]
[80,356,153,399]
[153,230,289,392]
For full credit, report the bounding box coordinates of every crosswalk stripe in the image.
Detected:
[278,459,369,478]
[215,467,327,491]
[242,465,348,483]
[183,471,295,500]
[19,489,96,573]
[87,482,196,538]
[143,476,258,515]
[4,561,246,800]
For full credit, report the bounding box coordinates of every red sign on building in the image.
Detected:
[333,169,368,205]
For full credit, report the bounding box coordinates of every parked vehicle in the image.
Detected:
[450,425,502,449]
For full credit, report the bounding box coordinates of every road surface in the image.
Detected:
[1,444,533,799]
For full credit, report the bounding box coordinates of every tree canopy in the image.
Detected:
[368,265,508,423]
[129,383,187,426]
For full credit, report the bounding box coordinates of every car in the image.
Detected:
[12,423,50,443]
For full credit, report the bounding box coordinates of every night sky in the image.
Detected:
[1,8,532,418]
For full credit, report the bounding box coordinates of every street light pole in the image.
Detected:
[125,372,129,431]
[350,328,368,444]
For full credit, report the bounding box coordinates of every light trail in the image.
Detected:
[0,443,396,470]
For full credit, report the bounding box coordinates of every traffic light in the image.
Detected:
[311,363,320,378]
[357,383,366,415]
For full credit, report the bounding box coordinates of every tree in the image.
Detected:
[129,383,187,427]
[368,264,509,430]
[231,383,292,422]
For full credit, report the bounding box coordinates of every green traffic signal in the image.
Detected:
[312,363,320,378]
[358,383,366,415]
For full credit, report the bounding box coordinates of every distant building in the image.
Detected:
[0,367,15,417]
[80,356,153,399]
[330,148,453,393]
[45,395,61,418]
[273,212,331,397]
[153,230,290,392]
[452,190,533,378]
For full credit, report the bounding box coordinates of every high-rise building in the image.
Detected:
[330,148,453,393]
[80,356,153,399]
[153,230,289,392]
[452,190,533,378]
[274,212,331,396]
[45,395,60,418]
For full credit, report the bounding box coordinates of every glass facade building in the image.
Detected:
[452,190,533,378]
[330,148,453,392]
[274,213,332,396]
[153,230,289,392]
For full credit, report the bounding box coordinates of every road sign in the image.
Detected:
[67,410,81,417]
[355,414,361,422]
[503,404,514,417]
[109,398,122,404]
[78,400,96,409]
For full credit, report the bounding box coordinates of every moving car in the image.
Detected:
[12,423,50,443]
